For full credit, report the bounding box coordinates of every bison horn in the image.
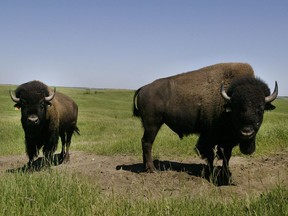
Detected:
[9,90,20,103]
[45,88,56,101]
[265,81,278,103]
[220,83,231,101]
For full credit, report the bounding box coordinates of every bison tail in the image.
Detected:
[74,126,80,135]
[133,88,141,117]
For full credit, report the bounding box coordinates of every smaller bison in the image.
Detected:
[10,80,79,167]
[133,63,278,183]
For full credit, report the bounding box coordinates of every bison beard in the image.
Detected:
[239,138,256,155]
[133,63,278,185]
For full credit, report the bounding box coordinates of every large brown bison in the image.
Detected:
[10,80,79,167]
[133,63,278,183]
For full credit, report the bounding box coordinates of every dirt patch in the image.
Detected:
[1,149,287,200]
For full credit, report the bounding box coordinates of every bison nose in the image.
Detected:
[28,115,39,125]
[240,126,255,138]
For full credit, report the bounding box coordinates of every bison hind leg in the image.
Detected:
[63,131,73,163]
[60,132,66,162]
[60,129,75,163]
[178,132,184,139]
[141,124,162,173]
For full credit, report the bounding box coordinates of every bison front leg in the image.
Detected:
[215,146,233,185]
[43,146,55,167]
[25,138,40,169]
[43,132,58,167]
[141,126,160,173]
[195,134,215,178]
[221,147,232,184]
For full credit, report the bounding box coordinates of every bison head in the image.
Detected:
[221,78,278,154]
[10,87,55,133]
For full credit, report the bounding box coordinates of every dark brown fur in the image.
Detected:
[11,80,79,167]
[133,63,277,184]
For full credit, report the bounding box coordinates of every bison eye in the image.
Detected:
[258,110,264,115]
[256,106,265,115]
[21,99,27,106]
[40,104,45,110]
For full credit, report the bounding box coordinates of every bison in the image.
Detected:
[133,63,278,183]
[10,80,79,168]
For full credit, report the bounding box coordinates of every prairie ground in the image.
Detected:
[1,148,287,201]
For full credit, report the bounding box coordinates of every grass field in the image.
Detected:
[0,84,287,215]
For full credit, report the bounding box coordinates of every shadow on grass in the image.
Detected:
[6,153,64,173]
[116,160,233,186]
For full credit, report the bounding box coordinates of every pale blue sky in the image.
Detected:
[0,1,287,95]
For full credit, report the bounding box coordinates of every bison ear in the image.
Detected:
[45,101,52,107]
[40,98,51,107]
[224,103,232,112]
[14,104,21,110]
[265,103,276,111]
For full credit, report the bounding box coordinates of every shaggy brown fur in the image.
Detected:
[11,80,79,167]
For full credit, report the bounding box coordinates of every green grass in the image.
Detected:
[0,85,287,215]
[2,85,287,158]
[0,170,287,215]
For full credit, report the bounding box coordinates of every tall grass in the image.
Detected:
[0,170,287,215]
[0,171,99,215]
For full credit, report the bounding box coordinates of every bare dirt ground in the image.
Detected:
[1,149,288,200]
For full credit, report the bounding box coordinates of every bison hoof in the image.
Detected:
[63,155,70,163]
[147,169,158,173]
[145,166,158,173]
[209,168,234,186]
[24,162,36,172]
